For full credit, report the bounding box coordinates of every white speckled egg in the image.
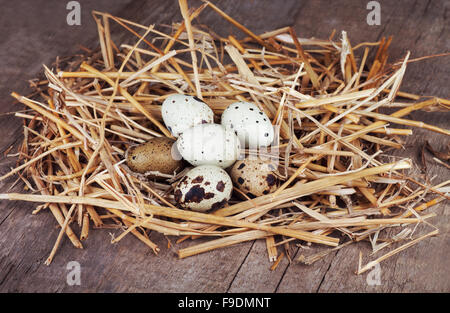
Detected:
[174,165,233,212]
[221,101,274,148]
[162,94,214,137]
[176,123,240,168]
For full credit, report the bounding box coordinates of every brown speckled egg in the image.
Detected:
[174,165,232,212]
[126,137,183,175]
[230,157,279,197]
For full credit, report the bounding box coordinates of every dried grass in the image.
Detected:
[1,2,449,273]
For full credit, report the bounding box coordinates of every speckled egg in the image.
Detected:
[230,157,279,197]
[221,101,274,148]
[126,137,184,175]
[162,94,214,137]
[174,165,233,212]
[176,123,240,168]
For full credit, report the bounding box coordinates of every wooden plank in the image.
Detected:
[227,240,292,292]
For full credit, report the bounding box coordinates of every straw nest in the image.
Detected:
[1,1,449,272]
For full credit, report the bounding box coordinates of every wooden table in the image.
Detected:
[0,0,448,292]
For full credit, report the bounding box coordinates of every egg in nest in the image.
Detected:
[174,165,233,212]
[176,123,240,168]
[162,94,214,137]
[221,101,274,148]
[126,137,183,177]
[230,157,279,197]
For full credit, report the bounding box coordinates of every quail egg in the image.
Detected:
[174,165,233,212]
[162,94,214,137]
[230,157,279,197]
[126,137,183,176]
[176,123,240,168]
[221,101,274,148]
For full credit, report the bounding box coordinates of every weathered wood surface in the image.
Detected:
[0,0,448,292]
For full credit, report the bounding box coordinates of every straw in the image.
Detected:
[2,2,448,267]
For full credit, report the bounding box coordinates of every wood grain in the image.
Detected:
[0,0,448,292]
